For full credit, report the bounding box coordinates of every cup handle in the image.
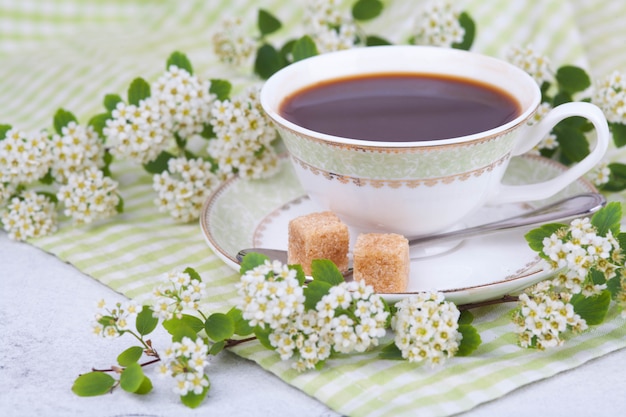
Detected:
[487,102,610,205]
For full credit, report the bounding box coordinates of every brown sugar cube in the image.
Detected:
[353,233,409,293]
[288,211,349,275]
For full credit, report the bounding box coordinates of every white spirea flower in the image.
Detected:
[513,291,587,349]
[593,70,626,124]
[92,300,140,339]
[50,122,105,182]
[151,65,214,140]
[104,98,170,164]
[541,217,620,295]
[507,45,554,86]
[151,270,206,320]
[0,181,15,205]
[413,0,465,48]
[304,0,359,53]
[207,86,279,180]
[212,17,256,67]
[1,190,57,241]
[57,167,120,224]
[152,156,219,222]
[586,161,611,187]
[0,128,52,185]
[159,336,210,396]
[237,261,389,371]
[104,65,215,165]
[391,291,461,366]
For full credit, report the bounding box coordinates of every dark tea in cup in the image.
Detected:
[279,73,521,142]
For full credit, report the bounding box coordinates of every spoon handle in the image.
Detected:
[407,192,606,248]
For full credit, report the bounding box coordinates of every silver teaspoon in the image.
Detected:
[236,192,606,265]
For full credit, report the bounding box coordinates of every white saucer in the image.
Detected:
[200,155,596,305]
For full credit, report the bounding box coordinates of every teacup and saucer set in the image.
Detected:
[201,46,609,304]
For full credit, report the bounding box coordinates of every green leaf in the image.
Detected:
[303,279,333,310]
[103,94,123,112]
[451,12,476,51]
[458,310,474,325]
[209,79,232,101]
[554,124,590,163]
[226,307,254,336]
[254,43,284,80]
[133,376,153,395]
[117,346,144,366]
[38,170,55,186]
[136,305,159,336]
[291,35,318,63]
[183,266,202,282]
[365,35,392,46]
[209,339,226,355]
[352,0,383,21]
[610,122,626,147]
[525,223,565,255]
[0,124,12,140]
[378,342,404,360]
[36,190,57,204]
[72,372,116,397]
[180,377,210,408]
[556,65,591,95]
[167,51,193,74]
[253,325,274,350]
[606,275,622,299]
[310,259,344,286]
[279,39,297,64]
[128,77,151,106]
[120,362,145,393]
[87,113,110,138]
[258,9,282,36]
[240,252,269,275]
[591,202,622,236]
[181,314,205,333]
[552,91,573,107]
[115,194,124,214]
[571,290,611,325]
[205,312,235,342]
[53,108,78,134]
[163,317,198,342]
[142,150,175,174]
[289,264,306,287]
[602,163,626,192]
[456,324,481,356]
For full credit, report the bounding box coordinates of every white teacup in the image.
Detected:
[260,45,609,238]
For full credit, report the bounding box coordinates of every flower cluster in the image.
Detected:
[304,0,360,53]
[212,17,256,67]
[57,167,120,224]
[0,127,52,184]
[207,87,279,180]
[391,292,461,366]
[236,260,389,371]
[50,122,105,182]
[413,0,464,48]
[542,217,622,296]
[506,45,553,86]
[593,70,626,124]
[1,191,57,240]
[158,336,210,396]
[104,65,214,165]
[512,281,587,349]
[92,299,140,339]
[153,157,219,222]
[152,270,207,321]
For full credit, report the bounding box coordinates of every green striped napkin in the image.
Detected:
[1,1,624,416]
